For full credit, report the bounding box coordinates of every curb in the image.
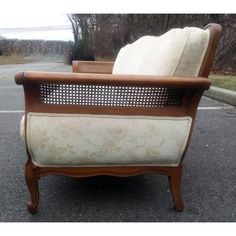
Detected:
[204,86,236,106]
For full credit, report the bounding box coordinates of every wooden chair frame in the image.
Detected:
[15,23,221,214]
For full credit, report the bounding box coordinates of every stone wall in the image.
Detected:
[0,39,74,56]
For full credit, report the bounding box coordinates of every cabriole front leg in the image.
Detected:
[25,159,39,214]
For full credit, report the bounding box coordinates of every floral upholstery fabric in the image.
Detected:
[25,113,192,167]
[112,27,210,77]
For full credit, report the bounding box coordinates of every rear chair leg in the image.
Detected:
[25,159,39,214]
[168,165,184,211]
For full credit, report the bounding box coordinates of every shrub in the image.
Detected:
[66,39,95,65]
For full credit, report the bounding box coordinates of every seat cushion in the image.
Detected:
[112,27,210,77]
[25,112,192,167]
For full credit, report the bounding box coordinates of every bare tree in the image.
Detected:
[68,14,236,73]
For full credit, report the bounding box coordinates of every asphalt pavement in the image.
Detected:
[0,62,235,222]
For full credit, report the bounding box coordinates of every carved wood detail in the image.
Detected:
[25,158,39,214]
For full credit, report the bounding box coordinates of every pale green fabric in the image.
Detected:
[112,27,210,76]
[25,113,192,167]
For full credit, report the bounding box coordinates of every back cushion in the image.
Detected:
[112,27,210,77]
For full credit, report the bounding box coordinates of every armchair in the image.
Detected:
[16,23,221,214]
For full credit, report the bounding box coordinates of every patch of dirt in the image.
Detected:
[0,54,37,65]
[0,54,64,65]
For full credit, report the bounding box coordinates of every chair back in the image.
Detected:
[113,24,222,78]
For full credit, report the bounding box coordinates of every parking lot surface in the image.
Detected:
[0,62,235,222]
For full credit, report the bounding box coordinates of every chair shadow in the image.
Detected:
[41,174,168,205]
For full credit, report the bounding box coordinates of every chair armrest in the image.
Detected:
[15,71,211,90]
[15,71,210,118]
[72,61,114,74]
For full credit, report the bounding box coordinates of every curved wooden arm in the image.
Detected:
[72,60,114,74]
[15,71,211,89]
[199,23,222,77]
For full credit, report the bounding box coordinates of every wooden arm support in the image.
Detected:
[15,71,210,118]
[15,71,211,89]
[72,60,114,74]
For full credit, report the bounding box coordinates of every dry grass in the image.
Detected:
[209,74,236,91]
[0,54,36,65]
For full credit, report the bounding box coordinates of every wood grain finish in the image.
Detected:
[199,23,222,77]
[168,165,184,211]
[15,71,211,88]
[25,158,39,214]
[16,24,222,214]
[39,165,181,178]
[72,60,114,74]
